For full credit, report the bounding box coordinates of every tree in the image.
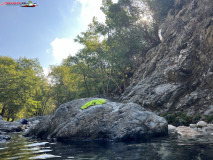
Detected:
[0,56,55,121]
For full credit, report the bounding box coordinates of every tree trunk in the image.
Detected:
[83,75,90,97]
[0,105,6,117]
[122,73,128,90]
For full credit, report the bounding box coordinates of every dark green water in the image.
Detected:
[1,133,213,160]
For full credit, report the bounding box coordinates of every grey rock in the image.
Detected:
[26,116,47,123]
[0,120,22,132]
[189,124,197,128]
[0,135,11,143]
[0,115,3,120]
[176,126,201,137]
[197,121,208,128]
[204,105,213,116]
[168,125,177,137]
[121,0,213,120]
[168,125,176,131]
[207,124,213,128]
[24,98,168,141]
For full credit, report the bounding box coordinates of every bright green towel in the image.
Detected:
[81,99,106,110]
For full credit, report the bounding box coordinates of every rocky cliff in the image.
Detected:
[122,0,213,124]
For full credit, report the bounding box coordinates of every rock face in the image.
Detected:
[24,98,168,141]
[0,119,22,132]
[121,0,213,119]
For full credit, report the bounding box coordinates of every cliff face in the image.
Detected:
[122,0,213,121]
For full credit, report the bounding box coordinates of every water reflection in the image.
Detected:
[1,133,213,159]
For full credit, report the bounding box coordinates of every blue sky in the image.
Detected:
[0,0,117,75]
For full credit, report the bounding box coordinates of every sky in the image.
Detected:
[0,0,118,75]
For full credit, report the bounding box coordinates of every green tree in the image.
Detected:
[0,56,55,121]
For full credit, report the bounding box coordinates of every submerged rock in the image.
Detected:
[24,98,168,141]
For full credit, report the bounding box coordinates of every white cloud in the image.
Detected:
[50,38,83,64]
[77,0,119,30]
[77,0,105,30]
[48,0,119,66]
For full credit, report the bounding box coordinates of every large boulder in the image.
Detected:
[121,0,213,121]
[0,119,22,132]
[24,98,168,141]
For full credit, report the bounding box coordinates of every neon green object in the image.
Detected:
[81,99,106,110]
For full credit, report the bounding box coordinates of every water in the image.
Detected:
[1,133,213,160]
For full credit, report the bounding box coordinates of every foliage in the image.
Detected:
[81,99,106,110]
[205,115,213,123]
[163,112,192,126]
[0,56,55,121]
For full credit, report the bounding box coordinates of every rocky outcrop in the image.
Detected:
[24,98,168,141]
[0,119,22,132]
[121,0,213,121]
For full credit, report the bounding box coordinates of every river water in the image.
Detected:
[1,133,213,160]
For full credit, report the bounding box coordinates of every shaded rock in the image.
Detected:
[20,119,28,125]
[197,121,208,128]
[0,135,11,143]
[204,105,213,116]
[20,116,49,132]
[0,120,22,132]
[24,98,168,141]
[0,115,3,120]
[176,126,201,137]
